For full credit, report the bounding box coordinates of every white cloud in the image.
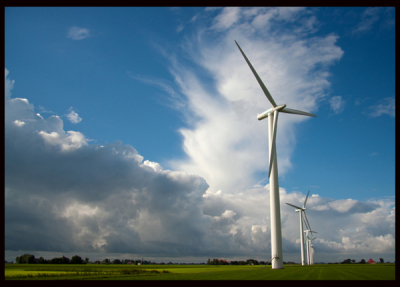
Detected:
[5,69,15,100]
[4,7,395,263]
[13,120,25,127]
[66,108,82,124]
[38,130,88,152]
[167,7,343,194]
[328,199,357,213]
[329,95,345,114]
[142,160,163,172]
[210,7,241,31]
[365,97,395,118]
[176,24,184,33]
[352,7,381,35]
[67,26,91,40]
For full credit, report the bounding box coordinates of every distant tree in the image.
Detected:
[351,259,356,264]
[38,257,46,264]
[207,258,211,265]
[341,258,352,264]
[17,254,35,264]
[112,259,121,264]
[84,257,89,264]
[359,259,366,264]
[61,256,70,264]
[246,259,259,265]
[102,258,110,264]
[50,257,62,264]
[380,258,384,263]
[71,255,84,264]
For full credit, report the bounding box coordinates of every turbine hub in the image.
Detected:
[257,104,287,121]
[275,104,286,111]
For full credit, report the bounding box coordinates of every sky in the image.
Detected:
[5,7,395,264]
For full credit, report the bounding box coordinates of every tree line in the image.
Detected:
[340,258,385,264]
[15,253,149,265]
[206,258,296,265]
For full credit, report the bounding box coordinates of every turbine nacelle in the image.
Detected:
[257,104,286,121]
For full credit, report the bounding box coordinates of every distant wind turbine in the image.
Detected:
[286,190,310,266]
[304,229,317,265]
[235,40,317,269]
[310,237,317,265]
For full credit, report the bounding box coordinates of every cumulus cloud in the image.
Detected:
[5,68,214,256]
[66,108,82,124]
[67,26,91,40]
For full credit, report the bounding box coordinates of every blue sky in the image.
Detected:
[5,7,395,264]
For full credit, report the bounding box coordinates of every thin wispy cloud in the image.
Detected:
[352,7,381,35]
[168,7,343,194]
[126,71,185,111]
[365,97,395,118]
[176,24,184,33]
[67,26,91,40]
[210,7,241,31]
[329,96,345,114]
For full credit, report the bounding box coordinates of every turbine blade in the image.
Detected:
[303,218,310,232]
[303,211,311,231]
[303,190,310,209]
[235,41,277,107]
[286,203,303,210]
[268,110,279,178]
[281,107,317,117]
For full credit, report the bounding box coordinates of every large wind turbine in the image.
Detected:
[286,190,310,266]
[235,41,317,269]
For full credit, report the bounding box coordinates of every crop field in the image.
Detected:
[5,263,395,280]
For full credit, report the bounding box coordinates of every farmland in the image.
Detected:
[5,263,395,280]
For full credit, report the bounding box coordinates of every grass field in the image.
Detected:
[5,263,395,280]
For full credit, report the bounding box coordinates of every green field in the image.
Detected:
[5,263,395,280]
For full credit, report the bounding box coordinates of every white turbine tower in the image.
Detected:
[304,229,317,265]
[235,41,317,269]
[310,237,317,265]
[286,190,310,266]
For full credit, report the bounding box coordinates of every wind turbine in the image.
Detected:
[286,190,310,266]
[304,229,317,265]
[310,237,317,265]
[235,41,317,269]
